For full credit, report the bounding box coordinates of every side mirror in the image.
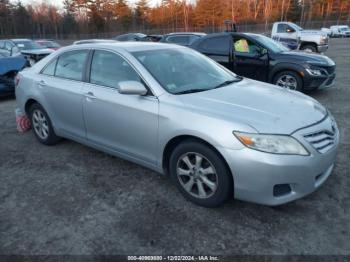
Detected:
[286,28,295,33]
[10,46,20,56]
[118,81,148,96]
[260,48,268,56]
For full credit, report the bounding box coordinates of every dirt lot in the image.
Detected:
[0,38,349,256]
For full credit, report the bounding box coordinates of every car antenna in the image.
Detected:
[224,20,237,32]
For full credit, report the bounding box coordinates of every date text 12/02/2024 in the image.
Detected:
[127,256,219,261]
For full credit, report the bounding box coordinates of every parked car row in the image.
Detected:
[322,25,350,38]
[0,39,61,95]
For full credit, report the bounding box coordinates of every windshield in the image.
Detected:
[252,35,289,53]
[132,48,240,94]
[13,40,43,50]
[340,26,349,31]
[291,23,303,31]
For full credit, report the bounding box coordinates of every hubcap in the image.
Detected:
[32,109,49,140]
[176,152,218,199]
[276,75,298,90]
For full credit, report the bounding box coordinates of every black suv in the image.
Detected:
[190,32,336,91]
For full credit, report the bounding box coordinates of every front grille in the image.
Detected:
[320,66,335,75]
[325,75,335,86]
[304,130,336,154]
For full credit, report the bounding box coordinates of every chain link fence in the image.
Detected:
[2,20,349,45]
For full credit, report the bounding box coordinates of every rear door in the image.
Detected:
[38,50,89,139]
[194,35,232,70]
[232,36,269,81]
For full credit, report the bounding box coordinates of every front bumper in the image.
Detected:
[317,44,328,53]
[218,116,339,206]
[303,66,336,91]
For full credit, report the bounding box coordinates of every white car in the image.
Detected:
[321,27,332,37]
[330,25,350,38]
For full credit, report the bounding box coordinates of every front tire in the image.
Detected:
[273,71,303,91]
[169,140,233,207]
[300,44,317,53]
[29,103,61,145]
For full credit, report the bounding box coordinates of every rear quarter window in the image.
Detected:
[199,36,230,54]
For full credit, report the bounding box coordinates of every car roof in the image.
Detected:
[66,42,181,53]
[166,32,206,36]
[11,39,31,42]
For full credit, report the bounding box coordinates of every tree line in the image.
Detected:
[0,0,349,39]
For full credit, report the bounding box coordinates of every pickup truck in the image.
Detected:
[271,22,329,53]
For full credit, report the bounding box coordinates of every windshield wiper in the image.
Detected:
[212,76,243,89]
[175,88,209,95]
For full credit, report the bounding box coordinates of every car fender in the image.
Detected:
[268,62,305,83]
[0,56,27,75]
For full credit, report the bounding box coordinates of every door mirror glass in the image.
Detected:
[11,46,20,56]
[259,48,268,56]
[118,81,148,96]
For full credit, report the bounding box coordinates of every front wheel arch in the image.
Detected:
[272,69,304,91]
[162,135,233,180]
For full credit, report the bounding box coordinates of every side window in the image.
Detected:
[167,35,190,45]
[55,50,88,81]
[199,36,230,53]
[41,58,58,76]
[234,38,260,54]
[0,40,5,49]
[277,24,287,33]
[90,50,141,88]
[5,41,13,51]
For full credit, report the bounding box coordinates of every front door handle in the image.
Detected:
[85,92,97,100]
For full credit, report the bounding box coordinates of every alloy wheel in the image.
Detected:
[176,152,218,199]
[276,75,298,90]
[32,109,49,140]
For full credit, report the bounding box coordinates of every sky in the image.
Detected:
[11,0,162,8]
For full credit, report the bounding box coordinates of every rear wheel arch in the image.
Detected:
[24,99,39,114]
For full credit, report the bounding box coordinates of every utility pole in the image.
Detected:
[300,0,305,26]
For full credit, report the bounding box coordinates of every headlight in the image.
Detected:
[233,132,309,155]
[306,68,324,76]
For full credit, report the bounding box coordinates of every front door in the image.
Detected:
[83,50,159,165]
[232,37,269,81]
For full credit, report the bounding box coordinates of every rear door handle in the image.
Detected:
[85,92,97,100]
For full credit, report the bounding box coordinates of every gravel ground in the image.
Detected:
[0,38,349,256]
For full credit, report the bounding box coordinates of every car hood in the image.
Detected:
[298,30,326,36]
[20,49,54,55]
[277,51,335,66]
[0,56,27,75]
[178,79,327,134]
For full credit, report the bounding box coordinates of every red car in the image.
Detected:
[36,40,61,51]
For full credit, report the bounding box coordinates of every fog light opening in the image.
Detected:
[273,184,292,197]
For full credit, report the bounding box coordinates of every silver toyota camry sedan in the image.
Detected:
[15,42,339,207]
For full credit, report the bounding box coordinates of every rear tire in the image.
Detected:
[29,103,61,145]
[169,140,233,207]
